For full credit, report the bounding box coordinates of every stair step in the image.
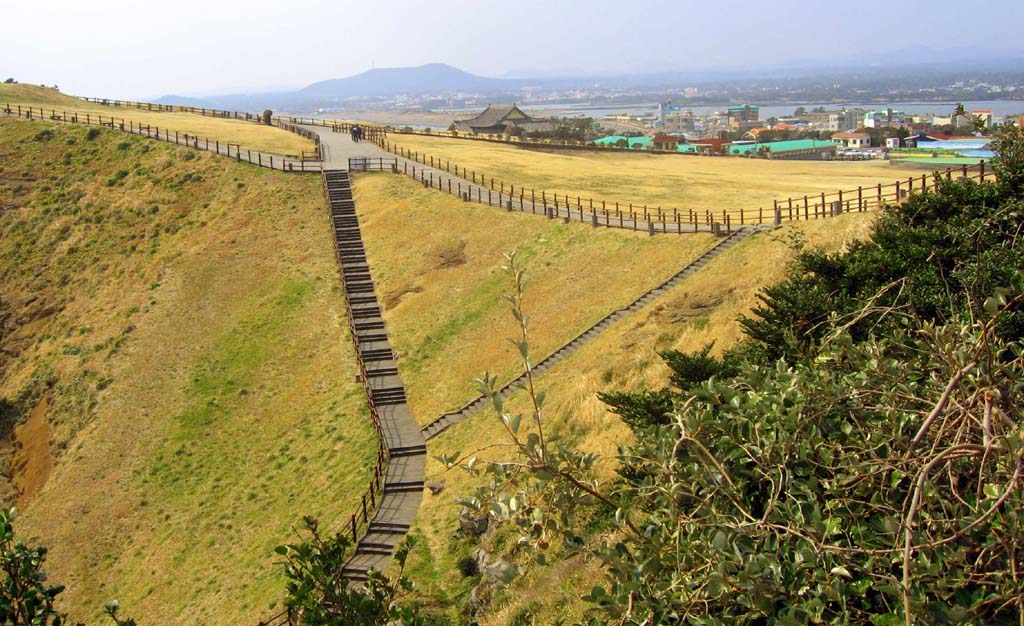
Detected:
[348,294,378,305]
[351,307,382,319]
[369,521,410,533]
[364,366,399,377]
[390,444,427,457]
[361,347,394,360]
[356,547,393,556]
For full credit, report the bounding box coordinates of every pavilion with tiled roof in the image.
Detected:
[449,104,555,135]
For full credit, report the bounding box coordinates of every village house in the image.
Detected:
[972,109,994,128]
[693,137,732,155]
[449,104,556,135]
[832,131,871,149]
[650,134,679,151]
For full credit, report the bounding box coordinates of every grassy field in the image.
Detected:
[351,174,718,424]
[0,84,313,156]
[384,133,940,217]
[0,116,372,625]
[394,211,877,624]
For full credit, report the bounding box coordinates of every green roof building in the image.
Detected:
[728,138,838,156]
[593,135,653,149]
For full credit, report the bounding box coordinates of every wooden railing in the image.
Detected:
[1,103,322,172]
[348,157,399,172]
[372,134,996,229]
[766,162,993,224]
[272,120,322,161]
[79,96,259,121]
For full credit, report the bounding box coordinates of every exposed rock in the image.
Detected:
[459,508,489,537]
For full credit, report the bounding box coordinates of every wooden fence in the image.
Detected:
[1,103,322,172]
[79,96,260,121]
[372,135,996,229]
[348,157,399,172]
[352,158,732,234]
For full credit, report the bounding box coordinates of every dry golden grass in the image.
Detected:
[400,211,876,623]
[0,84,313,156]
[351,174,718,424]
[386,133,939,217]
[0,117,371,625]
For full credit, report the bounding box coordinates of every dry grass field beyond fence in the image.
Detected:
[0,84,313,155]
[385,133,939,217]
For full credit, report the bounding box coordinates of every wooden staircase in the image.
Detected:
[421,226,767,440]
[323,170,427,582]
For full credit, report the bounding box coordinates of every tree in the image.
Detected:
[0,509,135,626]
[262,109,273,125]
[0,509,69,626]
[275,517,425,626]
[741,126,1024,362]
[793,107,807,117]
[3,78,15,84]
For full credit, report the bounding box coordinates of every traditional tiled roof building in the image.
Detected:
[449,104,556,135]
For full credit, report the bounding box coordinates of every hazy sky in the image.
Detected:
[3,0,1023,99]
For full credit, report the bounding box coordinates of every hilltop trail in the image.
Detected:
[303,125,389,168]
[301,124,734,234]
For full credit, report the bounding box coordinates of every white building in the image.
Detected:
[833,131,872,148]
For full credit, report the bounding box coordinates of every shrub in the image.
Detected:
[85,128,101,141]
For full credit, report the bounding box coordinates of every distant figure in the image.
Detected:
[350,124,362,143]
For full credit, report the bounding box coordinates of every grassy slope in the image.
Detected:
[351,174,717,424]
[385,133,938,216]
[0,117,373,625]
[399,212,876,624]
[0,84,312,155]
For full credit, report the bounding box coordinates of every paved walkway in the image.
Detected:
[301,124,390,169]
[300,124,730,233]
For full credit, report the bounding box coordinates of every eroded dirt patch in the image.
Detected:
[12,398,53,508]
[384,283,425,309]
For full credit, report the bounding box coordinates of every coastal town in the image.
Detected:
[442,100,1021,164]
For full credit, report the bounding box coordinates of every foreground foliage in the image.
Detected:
[0,509,135,626]
[276,517,426,626]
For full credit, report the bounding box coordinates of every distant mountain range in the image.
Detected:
[155,63,527,112]
[155,57,1024,114]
